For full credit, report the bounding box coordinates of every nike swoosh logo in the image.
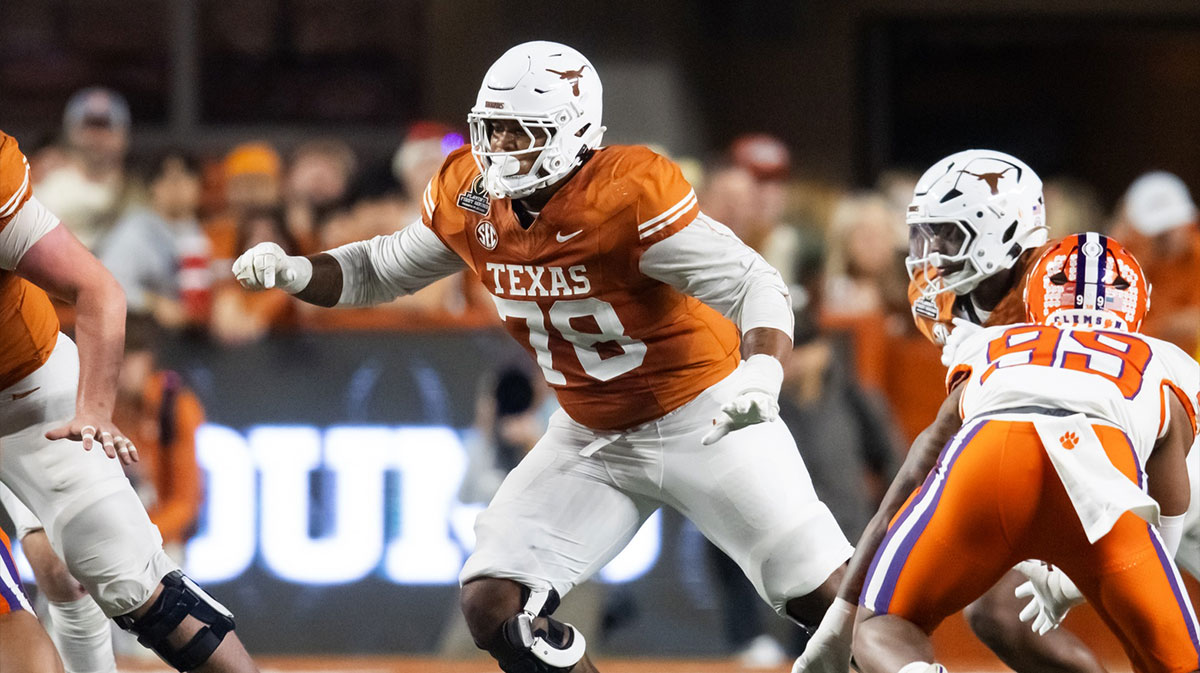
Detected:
[556,230,583,243]
[11,387,39,400]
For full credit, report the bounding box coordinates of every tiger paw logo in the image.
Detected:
[1059,432,1079,449]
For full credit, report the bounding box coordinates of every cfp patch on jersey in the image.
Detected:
[457,176,491,215]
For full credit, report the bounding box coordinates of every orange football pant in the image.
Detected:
[861,419,1200,673]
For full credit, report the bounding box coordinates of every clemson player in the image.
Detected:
[853,233,1199,673]
[0,526,64,673]
[235,40,853,673]
[0,131,257,673]
[795,150,1118,673]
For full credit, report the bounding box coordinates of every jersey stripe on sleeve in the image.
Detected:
[0,157,30,220]
[638,189,698,240]
[421,180,436,220]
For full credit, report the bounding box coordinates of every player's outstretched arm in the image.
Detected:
[838,383,965,603]
[233,223,465,309]
[15,218,137,463]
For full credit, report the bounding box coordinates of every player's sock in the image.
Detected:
[48,596,117,673]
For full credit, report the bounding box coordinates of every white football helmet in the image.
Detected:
[905,149,1048,296]
[468,41,605,199]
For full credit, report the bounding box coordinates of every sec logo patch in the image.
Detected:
[476,221,498,250]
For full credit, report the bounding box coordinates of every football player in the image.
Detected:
[794,150,1118,673]
[235,40,854,673]
[0,131,257,673]
[0,526,63,673]
[853,234,1199,673]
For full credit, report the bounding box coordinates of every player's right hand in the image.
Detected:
[940,317,983,367]
[1014,560,1085,635]
[232,242,312,293]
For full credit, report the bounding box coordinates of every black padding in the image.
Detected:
[114,571,235,672]
[496,613,575,673]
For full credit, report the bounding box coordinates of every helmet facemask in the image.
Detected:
[905,219,983,296]
[468,109,585,199]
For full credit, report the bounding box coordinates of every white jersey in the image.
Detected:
[947,323,1200,464]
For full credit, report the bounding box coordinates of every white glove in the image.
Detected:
[940,317,983,367]
[1014,560,1085,635]
[702,354,783,445]
[232,242,313,294]
[791,597,855,673]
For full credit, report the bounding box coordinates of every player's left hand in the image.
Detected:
[940,317,983,367]
[702,354,783,445]
[1014,560,1084,635]
[46,416,139,465]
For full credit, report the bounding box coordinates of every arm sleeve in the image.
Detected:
[0,196,59,270]
[639,212,793,338]
[327,218,466,307]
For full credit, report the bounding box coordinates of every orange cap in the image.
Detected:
[224,142,282,180]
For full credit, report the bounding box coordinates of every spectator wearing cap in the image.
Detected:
[204,142,284,269]
[36,86,141,249]
[393,121,464,216]
[1112,171,1200,353]
[729,133,804,287]
[97,151,212,330]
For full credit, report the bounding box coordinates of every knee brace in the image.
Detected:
[114,571,235,672]
[496,588,586,673]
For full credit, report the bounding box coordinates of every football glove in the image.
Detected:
[232,242,312,294]
[702,354,783,445]
[940,317,983,368]
[1014,560,1084,635]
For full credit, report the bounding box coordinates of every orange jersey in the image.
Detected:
[908,243,1052,344]
[423,146,739,430]
[0,132,59,390]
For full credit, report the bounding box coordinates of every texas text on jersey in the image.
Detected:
[422,144,740,430]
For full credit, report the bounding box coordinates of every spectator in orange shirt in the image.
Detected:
[205,142,284,270]
[1112,171,1200,354]
[115,316,204,550]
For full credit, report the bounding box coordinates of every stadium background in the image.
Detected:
[3,1,1200,671]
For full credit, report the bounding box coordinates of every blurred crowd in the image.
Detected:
[27,87,1200,362]
[17,85,1200,666]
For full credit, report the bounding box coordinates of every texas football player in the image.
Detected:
[236,40,854,673]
